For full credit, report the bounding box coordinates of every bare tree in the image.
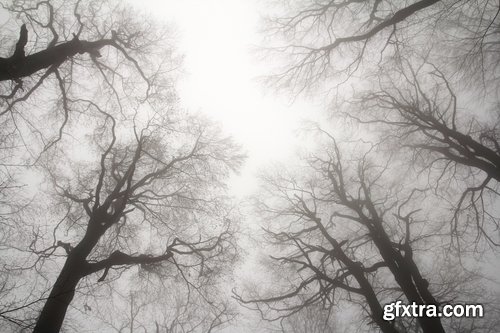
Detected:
[0,1,245,332]
[262,0,500,256]
[235,135,498,333]
[245,1,500,332]
[18,108,243,332]
[263,0,499,93]
[343,59,500,248]
[0,0,174,157]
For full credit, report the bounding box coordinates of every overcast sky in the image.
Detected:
[119,4,324,330]
[127,0,323,197]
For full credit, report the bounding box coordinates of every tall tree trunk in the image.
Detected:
[33,254,85,333]
[370,227,445,333]
[33,223,101,333]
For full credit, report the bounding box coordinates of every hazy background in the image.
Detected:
[131,0,324,197]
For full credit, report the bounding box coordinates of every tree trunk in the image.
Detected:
[33,223,102,333]
[370,228,446,333]
[33,254,86,333]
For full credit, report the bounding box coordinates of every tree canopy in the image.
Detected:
[235,1,500,332]
[0,0,499,332]
[0,1,244,332]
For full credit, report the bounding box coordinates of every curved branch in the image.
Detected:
[321,0,441,52]
[86,250,173,281]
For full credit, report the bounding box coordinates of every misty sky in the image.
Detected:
[129,0,323,197]
[2,1,499,332]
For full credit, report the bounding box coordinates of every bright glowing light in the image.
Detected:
[129,0,320,196]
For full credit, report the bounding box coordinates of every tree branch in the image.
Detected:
[0,25,116,82]
[86,250,173,281]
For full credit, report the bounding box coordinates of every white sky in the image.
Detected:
[121,4,324,330]
[128,0,322,197]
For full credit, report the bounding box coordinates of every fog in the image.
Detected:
[0,0,499,332]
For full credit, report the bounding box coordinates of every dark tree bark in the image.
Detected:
[33,255,85,333]
[34,221,174,333]
[0,25,115,82]
[34,215,111,332]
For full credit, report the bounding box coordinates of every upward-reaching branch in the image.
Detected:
[320,0,440,53]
